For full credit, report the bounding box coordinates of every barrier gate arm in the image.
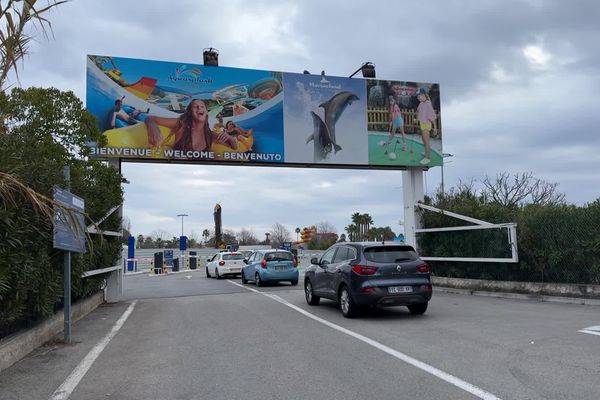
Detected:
[415,202,519,263]
[86,205,121,237]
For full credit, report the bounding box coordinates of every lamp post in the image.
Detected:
[441,153,454,195]
[176,214,188,236]
[176,214,188,271]
[349,62,376,78]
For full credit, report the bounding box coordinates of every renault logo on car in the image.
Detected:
[396,265,402,272]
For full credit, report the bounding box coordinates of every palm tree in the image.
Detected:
[202,229,210,244]
[345,224,358,242]
[0,1,68,216]
[364,214,374,241]
[351,213,362,241]
[1,0,66,90]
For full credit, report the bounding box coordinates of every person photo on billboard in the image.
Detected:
[111,98,149,128]
[145,99,237,151]
[384,96,407,151]
[225,121,253,151]
[416,88,438,165]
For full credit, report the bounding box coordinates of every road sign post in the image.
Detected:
[53,166,86,344]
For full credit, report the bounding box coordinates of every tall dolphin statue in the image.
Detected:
[319,91,359,153]
[306,111,334,162]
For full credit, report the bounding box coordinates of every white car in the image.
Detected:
[205,252,245,279]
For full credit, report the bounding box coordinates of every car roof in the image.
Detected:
[337,242,415,250]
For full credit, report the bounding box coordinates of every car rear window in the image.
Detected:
[363,246,418,263]
[264,252,293,262]
[223,253,245,260]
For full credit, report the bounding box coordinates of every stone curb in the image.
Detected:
[432,276,600,306]
[0,291,105,373]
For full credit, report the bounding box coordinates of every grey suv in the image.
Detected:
[304,242,432,318]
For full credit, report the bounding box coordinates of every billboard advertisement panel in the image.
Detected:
[86,55,442,168]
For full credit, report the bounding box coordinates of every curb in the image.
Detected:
[0,291,105,373]
[434,286,600,306]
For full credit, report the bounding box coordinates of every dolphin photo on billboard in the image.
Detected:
[367,80,443,167]
[282,72,368,165]
[86,55,285,164]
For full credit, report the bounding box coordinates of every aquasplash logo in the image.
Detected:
[169,65,213,84]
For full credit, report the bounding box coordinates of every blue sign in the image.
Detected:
[53,187,86,253]
[127,236,135,271]
[281,242,292,251]
[179,236,187,251]
[163,250,174,266]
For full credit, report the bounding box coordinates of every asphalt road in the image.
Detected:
[1,272,599,400]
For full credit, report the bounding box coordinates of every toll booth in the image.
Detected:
[189,251,197,270]
[153,252,163,274]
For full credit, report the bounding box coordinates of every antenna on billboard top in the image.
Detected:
[203,48,219,67]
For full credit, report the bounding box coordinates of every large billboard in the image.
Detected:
[86,55,443,168]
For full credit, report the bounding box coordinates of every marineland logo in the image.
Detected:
[169,65,213,84]
[308,73,341,90]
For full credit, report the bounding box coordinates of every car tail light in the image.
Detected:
[423,283,433,292]
[293,257,298,267]
[261,259,267,269]
[352,265,378,276]
[417,263,431,274]
[219,260,225,266]
[362,287,376,294]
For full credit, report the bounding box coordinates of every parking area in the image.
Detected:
[1,271,599,400]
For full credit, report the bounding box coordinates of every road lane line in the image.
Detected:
[228,280,503,400]
[578,329,600,336]
[49,301,137,400]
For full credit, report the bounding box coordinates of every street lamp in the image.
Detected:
[441,153,454,195]
[176,213,188,236]
[203,48,219,66]
[349,62,376,78]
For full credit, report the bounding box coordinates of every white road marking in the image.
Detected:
[49,301,137,400]
[579,326,600,337]
[228,280,503,400]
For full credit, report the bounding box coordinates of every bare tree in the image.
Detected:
[122,216,131,232]
[482,172,565,207]
[269,222,291,246]
[150,229,170,241]
[316,221,337,234]
[237,228,259,245]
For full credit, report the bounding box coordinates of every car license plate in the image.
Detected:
[275,266,286,270]
[388,286,412,294]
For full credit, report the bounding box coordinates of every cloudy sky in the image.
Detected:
[10,0,600,241]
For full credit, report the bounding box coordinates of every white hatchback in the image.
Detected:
[205,252,245,279]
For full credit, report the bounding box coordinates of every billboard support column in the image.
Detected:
[107,158,123,299]
[402,168,424,252]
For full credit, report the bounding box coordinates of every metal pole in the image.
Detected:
[63,166,72,344]
[441,163,445,195]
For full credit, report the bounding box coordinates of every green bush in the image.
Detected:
[419,191,600,285]
[0,88,123,337]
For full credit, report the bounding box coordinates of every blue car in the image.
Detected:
[241,249,299,286]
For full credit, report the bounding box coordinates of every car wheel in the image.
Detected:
[255,273,263,287]
[408,302,428,315]
[339,286,358,318]
[241,270,248,284]
[290,279,298,286]
[205,267,211,278]
[215,268,221,280]
[304,280,320,305]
